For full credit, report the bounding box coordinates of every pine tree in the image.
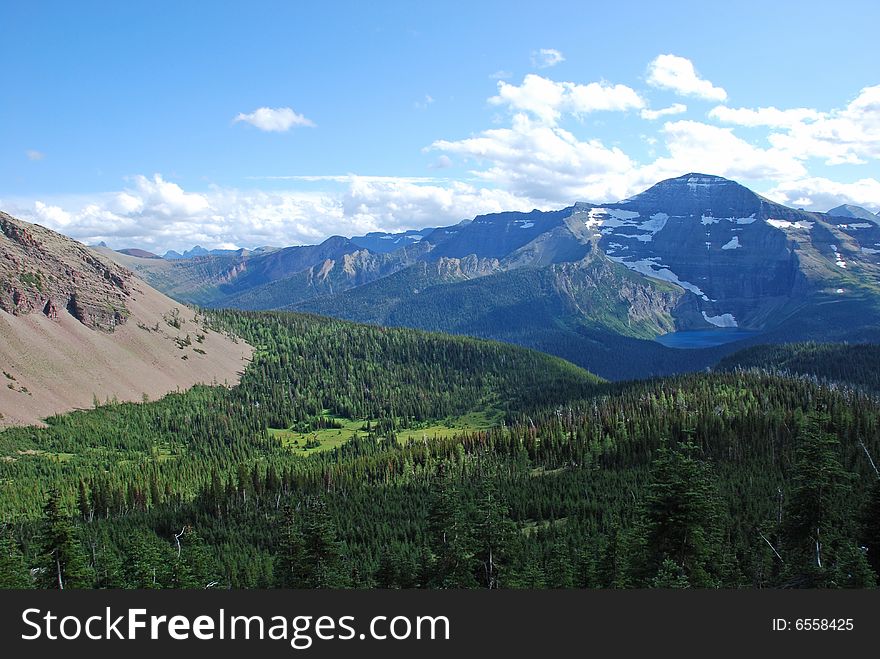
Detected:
[651,558,691,588]
[276,506,308,588]
[301,500,349,588]
[426,465,477,588]
[472,474,517,589]
[546,538,575,588]
[781,412,866,587]
[36,490,93,589]
[860,479,880,577]
[0,527,31,588]
[630,440,723,588]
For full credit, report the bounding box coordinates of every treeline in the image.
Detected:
[3,366,880,589]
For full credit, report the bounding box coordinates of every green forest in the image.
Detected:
[2,311,879,589]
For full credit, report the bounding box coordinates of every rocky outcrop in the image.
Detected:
[0,212,132,330]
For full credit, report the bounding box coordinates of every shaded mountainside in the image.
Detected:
[101,174,880,379]
[716,341,880,393]
[0,212,252,427]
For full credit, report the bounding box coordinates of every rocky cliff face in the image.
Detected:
[1,212,132,330]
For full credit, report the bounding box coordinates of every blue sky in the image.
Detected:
[1,0,879,252]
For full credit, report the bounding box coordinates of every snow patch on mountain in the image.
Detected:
[766,219,813,230]
[721,236,741,250]
[608,255,709,300]
[702,311,738,328]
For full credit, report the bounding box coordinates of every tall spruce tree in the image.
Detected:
[0,527,31,588]
[36,490,92,589]
[781,412,874,587]
[631,440,723,588]
[426,464,477,588]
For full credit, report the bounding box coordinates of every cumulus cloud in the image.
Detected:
[431,112,635,202]
[234,106,315,132]
[647,54,727,101]
[765,85,880,165]
[764,176,880,212]
[532,48,565,69]
[490,74,644,125]
[7,174,536,254]
[640,103,687,121]
[26,149,45,161]
[647,120,807,181]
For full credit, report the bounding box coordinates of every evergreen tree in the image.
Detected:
[276,506,308,588]
[36,490,93,589]
[472,473,517,589]
[630,440,723,588]
[781,412,868,587]
[545,538,575,588]
[0,527,31,588]
[301,500,349,588]
[426,465,477,588]
[651,558,691,588]
[860,479,880,577]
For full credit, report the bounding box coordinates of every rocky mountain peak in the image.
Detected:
[827,204,879,222]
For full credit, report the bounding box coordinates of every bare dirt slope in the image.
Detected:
[0,212,252,427]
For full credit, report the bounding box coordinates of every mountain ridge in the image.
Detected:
[88,173,880,378]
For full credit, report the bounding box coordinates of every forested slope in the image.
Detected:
[716,342,880,393]
[2,319,879,590]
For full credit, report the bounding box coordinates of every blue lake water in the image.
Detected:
[654,329,761,349]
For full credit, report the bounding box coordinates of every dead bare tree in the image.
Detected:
[174,526,186,559]
[759,531,784,563]
[858,440,880,480]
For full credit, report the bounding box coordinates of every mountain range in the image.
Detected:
[104,173,880,379]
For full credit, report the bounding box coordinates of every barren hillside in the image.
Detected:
[0,212,252,427]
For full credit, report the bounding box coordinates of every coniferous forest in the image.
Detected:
[2,310,879,589]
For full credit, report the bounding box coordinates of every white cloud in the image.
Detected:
[234,106,315,132]
[25,149,45,161]
[765,85,880,165]
[640,103,687,121]
[646,120,807,182]
[647,54,727,101]
[428,155,453,169]
[764,176,880,212]
[490,74,644,125]
[532,48,565,69]
[489,70,512,80]
[431,112,635,202]
[709,105,823,128]
[7,174,535,254]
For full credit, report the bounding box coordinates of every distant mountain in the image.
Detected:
[827,204,879,223]
[106,235,424,308]
[100,173,880,379]
[163,245,278,260]
[0,212,251,426]
[117,248,161,259]
[350,228,437,253]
